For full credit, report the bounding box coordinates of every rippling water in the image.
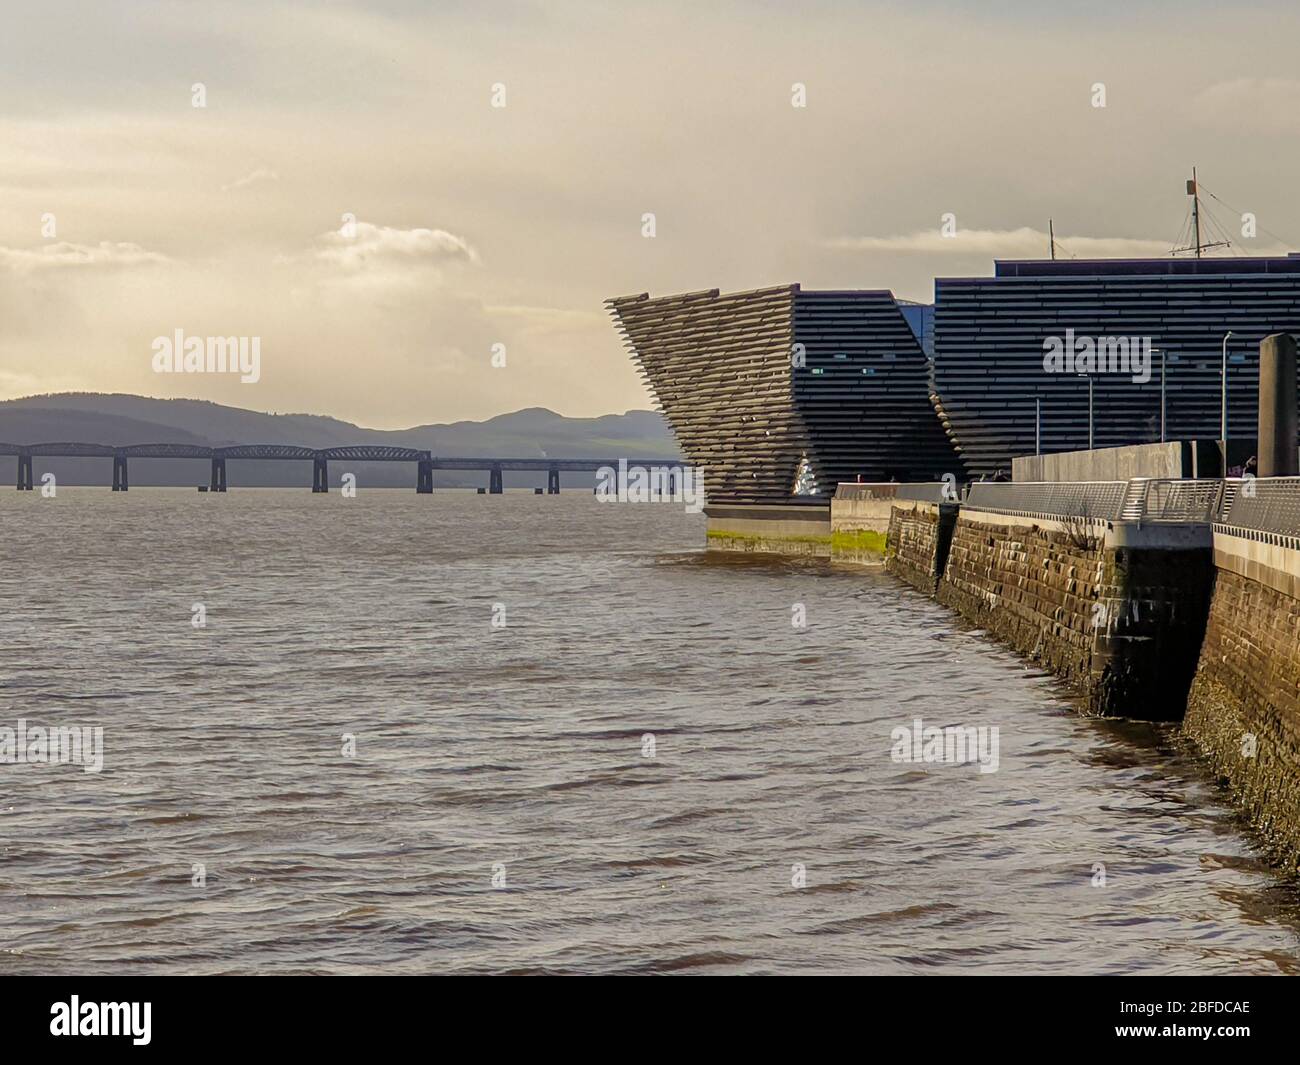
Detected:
[1,488,1298,974]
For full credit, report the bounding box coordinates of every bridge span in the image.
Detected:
[0,442,688,494]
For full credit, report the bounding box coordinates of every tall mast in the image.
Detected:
[1049,219,1056,261]
[1173,168,1230,257]
[1190,167,1202,259]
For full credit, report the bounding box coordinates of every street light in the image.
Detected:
[1221,330,1234,442]
[1153,347,1164,442]
[1078,373,1094,450]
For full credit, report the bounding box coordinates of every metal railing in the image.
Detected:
[964,481,1128,522]
[839,476,1300,537]
[1216,477,1300,539]
[835,482,956,504]
[965,478,1228,524]
[1130,478,1225,522]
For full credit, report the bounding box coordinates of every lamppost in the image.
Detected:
[1153,347,1165,442]
[1221,330,1234,442]
[1078,373,1094,450]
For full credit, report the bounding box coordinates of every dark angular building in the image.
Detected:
[607,284,962,506]
[934,256,1300,477]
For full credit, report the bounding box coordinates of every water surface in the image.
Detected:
[1,488,1297,974]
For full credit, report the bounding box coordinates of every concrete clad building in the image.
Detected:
[934,256,1300,477]
[606,285,962,508]
[610,256,1300,520]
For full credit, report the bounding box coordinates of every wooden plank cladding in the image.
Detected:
[606,285,962,506]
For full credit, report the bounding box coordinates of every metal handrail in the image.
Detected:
[843,476,1300,534]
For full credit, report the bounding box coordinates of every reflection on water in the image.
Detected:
[0,488,1296,974]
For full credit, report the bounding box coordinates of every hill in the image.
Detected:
[0,394,679,488]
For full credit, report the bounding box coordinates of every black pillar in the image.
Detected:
[16,452,32,490]
[312,457,329,492]
[112,455,129,492]
[210,456,227,492]
[489,467,503,494]
[547,468,560,494]
[416,460,433,494]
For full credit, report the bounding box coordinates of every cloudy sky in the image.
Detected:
[2,0,1298,426]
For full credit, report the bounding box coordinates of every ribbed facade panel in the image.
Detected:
[608,286,810,506]
[793,291,962,486]
[934,257,1300,477]
[607,285,962,506]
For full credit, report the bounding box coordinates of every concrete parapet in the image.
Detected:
[830,495,897,535]
[1012,440,1253,482]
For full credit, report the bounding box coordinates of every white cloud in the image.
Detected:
[314,222,478,272]
[221,167,279,192]
[293,221,482,297]
[0,241,168,272]
[825,227,1177,259]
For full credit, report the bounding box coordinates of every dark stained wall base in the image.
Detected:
[890,507,1213,720]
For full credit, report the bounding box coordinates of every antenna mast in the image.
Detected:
[1174,167,1231,257]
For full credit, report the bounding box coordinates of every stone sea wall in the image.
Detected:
[1185,532,1300,866]
[885,502,946,593]
[927,510,1213,719]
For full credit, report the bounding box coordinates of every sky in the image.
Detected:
[2,0,1299,427]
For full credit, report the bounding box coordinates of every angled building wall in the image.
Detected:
[607,285,961,507]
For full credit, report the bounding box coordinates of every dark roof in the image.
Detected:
[993,256,1300,279]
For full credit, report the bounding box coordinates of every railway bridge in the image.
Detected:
[0,442,686,494]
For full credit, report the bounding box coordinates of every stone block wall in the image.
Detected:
[885,503,943,593]
[937,516,1104,695]
[1186,559,1300,868]
[934,514,1212,718]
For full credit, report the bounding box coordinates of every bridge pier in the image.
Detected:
[416,459,433,494]
[547,468,560,494]
[210,457,227,492]
[312,457,329,493]
[489,466,503,494]
[16,452,33,490]
[112,455,129,492]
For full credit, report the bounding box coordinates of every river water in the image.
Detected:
[1,488,1297,974]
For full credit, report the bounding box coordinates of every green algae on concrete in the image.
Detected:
[706,527,886,563]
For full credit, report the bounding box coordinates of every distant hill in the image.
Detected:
[0,393,679,488]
